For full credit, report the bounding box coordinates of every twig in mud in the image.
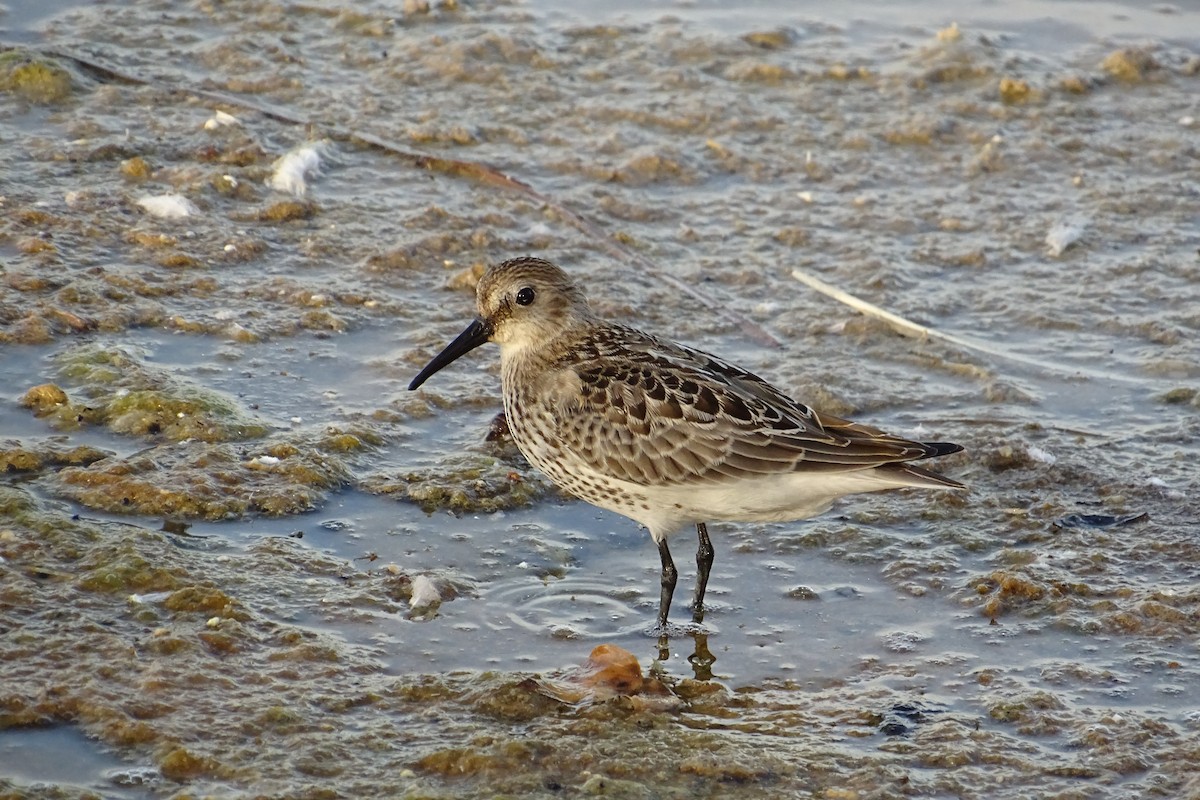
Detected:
[791,267,1140,384]
[791,267,941,341]
[37,46,782,348]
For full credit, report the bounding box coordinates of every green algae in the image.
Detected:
[970,561,1200,638]
[163,586,239,616]
[158,745,223,781]
[104,388,254,439]
[1100,47,1160,82]
[987,691,1066,724]
[42,344,269,443]
[0,444,108,474]
[1158,387,1199,407]
[75,543,184,594]
[2,478,1199,799]
[0,50,73,104]
[18,346,399,520]
[0,485,38,516]
[366,452,551,514]
[48,439,351,520]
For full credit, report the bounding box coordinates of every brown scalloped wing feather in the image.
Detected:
[548,325,961,488]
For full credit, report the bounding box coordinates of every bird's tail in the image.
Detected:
[879,440,965,490]
[880,462,965,490]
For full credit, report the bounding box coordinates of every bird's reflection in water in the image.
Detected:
[656,630,718,682]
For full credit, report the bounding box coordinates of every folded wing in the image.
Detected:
[549,326,962,489]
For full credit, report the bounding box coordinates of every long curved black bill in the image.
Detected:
[408,318,492,390]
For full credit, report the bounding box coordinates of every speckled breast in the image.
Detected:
[502,381,649,518]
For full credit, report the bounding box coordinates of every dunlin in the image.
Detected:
[410,257,964,629]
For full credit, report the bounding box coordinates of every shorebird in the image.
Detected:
[409,257,964,629]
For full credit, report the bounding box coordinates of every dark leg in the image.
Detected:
[691,522,714,622]
[656,537,677,630]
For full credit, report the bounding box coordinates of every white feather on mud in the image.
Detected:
[268,142,329,196]
[409,574,442,611]
[1046,218,1087,257]
[1026,445,1056,465]
[203,110,241,130]
[136,194,200,219]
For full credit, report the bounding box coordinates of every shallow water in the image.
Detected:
[1,1,1199,797]
[0,726,155,797]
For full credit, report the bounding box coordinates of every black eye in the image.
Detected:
[515,287,535,306]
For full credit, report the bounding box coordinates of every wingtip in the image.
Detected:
[923,441,964,458]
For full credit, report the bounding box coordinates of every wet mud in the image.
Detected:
[1,1,1199,797]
